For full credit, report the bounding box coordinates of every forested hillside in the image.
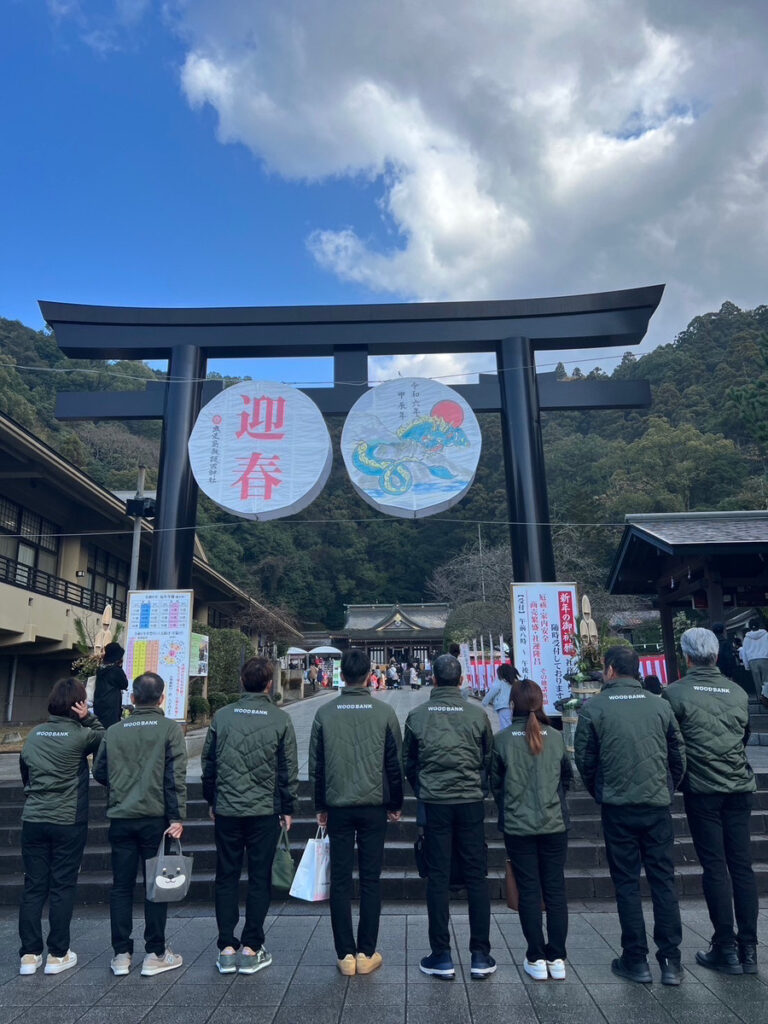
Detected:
[1,301,766,627]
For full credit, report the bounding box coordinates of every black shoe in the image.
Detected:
[695,945,743,975]
[611,957,652,984]
[659,958,683,986]
[470,952,496,979]
[739,944,758,975]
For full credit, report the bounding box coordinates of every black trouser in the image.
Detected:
[327,805,387,958]
[684,791,758,947]
[424,801,491,956]
[505,831,568,962]
[214,813,280,952]
[601,804,682,964]
[109,817,168,957]
[18,821,88,958]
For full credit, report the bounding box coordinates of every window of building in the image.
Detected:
[0,498,59,576]
[86,544,129,610]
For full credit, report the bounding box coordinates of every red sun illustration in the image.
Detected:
[431,400,464,427]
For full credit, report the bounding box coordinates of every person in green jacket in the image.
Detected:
[18,677,104,976]
[490,678,572,981]
[403,653,496,980]
[663,627,758,976]
[574,646,686,987]
[202,657,298,976]
[93,671,187,979]
[309,647,403,976]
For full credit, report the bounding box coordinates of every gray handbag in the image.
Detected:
[145,835,193,903]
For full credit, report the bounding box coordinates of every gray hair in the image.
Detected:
[680,627,719,666]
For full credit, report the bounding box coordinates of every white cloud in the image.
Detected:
[60,2,768,370]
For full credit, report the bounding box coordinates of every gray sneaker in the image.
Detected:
[239,946,272,975]
[110,952,132,976]
[141,949,183,976]
[216,950,238,974]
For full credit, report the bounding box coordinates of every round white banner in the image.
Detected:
[188,381,332,521]
[341,378,482,518]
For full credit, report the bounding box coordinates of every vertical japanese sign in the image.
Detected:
[511,583,578,716]
[190,633,209,677]
[123,590,193,721]
[188,381,332,520]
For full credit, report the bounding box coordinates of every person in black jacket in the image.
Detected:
[93,642,128,728]
[712,623,739,682]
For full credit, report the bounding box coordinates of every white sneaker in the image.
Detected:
[111,952,132,976]
[19,954,43,976]
[141,949,183,976]
[547,958,566,980]
[524,957,548,980]
[44,950,77,974]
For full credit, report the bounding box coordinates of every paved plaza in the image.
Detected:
[0,900,767,1024]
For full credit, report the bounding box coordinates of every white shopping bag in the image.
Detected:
[289,826,330,902]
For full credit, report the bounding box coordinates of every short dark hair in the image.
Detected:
[448,643,460,658]
[241,657,273,692]
[643,674,663,695]
[341,647,370,685]
[712,622,725,637]
[433,653,462,687]
[604,646,640,679]
[48,677,87,717]
[132,672,165,705]
[749,618,761,631]
[103,642,124,664]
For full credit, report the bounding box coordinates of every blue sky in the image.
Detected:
[1,1,766,386]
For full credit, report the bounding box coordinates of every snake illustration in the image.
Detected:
[352,409,470,496]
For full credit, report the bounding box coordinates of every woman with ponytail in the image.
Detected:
[490,678,572,981]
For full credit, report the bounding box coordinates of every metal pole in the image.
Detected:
[6,656,17,723]
[129,465,146,592]
[478,523,486,602]
[496,336,556,582]
[149,345,206,590]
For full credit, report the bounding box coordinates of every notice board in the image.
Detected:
[123,590,194,721]
[511,583,578,716]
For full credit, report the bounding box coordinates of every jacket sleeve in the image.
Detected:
[488,743,504,809]
[560,751,574,791]
[81,713,105,756]
[164,724,188,821]
[574,709,599,799]
[402,718,420,796]
[117,667,129,691]
[666,714,686,791]
[276,721,299,815]
[19,753,29,789]
[383,718,404,811]
[201,720,217,806]
[92,739,109,787]
[308,717,327,812]
[480,715,494,795]
[482,683,498,707]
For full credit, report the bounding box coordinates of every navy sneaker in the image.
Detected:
[419,952,455,979]
[470,952,497,979]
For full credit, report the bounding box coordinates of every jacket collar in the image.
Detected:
[601,675,642,692]
[429,686,464,705]
[128,705,166,718]
[681,664,728,685]
[338,686,371,698]
[47,714,75,726]
[238,691,274,706]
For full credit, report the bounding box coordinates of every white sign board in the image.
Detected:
[123,590,193,721]
[188,381,332,520]
[341,378,481,518]
[511,583,578,716]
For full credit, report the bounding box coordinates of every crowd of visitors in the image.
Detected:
[16,628,760,990]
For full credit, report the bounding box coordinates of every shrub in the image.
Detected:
[188,695,210,724]
[208,691,240,715]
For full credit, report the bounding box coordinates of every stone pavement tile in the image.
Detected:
[35,983,115,1007]
[0,1011,21,1024]
[662,1010,742,1024]
[343,985,405,1006]
[469,1007,538,1024]
[0,980,47,1006]
[272,1006,344,1024]
[466,983,536,1010]
[734,1004,768,1024]
[405,982,468,1006]
[206,1009,280,1024]
[8,1010,83,1024]
[155,983,225,1006]
[587,982,664,1007]
[525,984,599,1013]
[139,1010,215,1024]
[77,1007,149,1024]
[340,1009,404,1024]
[93,982,163,1005]
[598,1002,674,1024]
[407,1006,471,1024]
[220,982,294,1003]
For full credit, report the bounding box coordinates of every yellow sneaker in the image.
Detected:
[356,952,383,975]
[337,954,356,976]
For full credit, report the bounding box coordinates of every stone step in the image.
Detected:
[0,861,767,906]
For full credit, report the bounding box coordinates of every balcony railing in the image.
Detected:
[0,554,126,622]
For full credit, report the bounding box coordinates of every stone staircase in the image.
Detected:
[1,777,767,904]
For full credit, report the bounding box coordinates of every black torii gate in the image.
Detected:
[41,285,662,591]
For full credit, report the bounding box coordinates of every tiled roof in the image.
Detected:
[344,603,451,631]
[626,511,768,547]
